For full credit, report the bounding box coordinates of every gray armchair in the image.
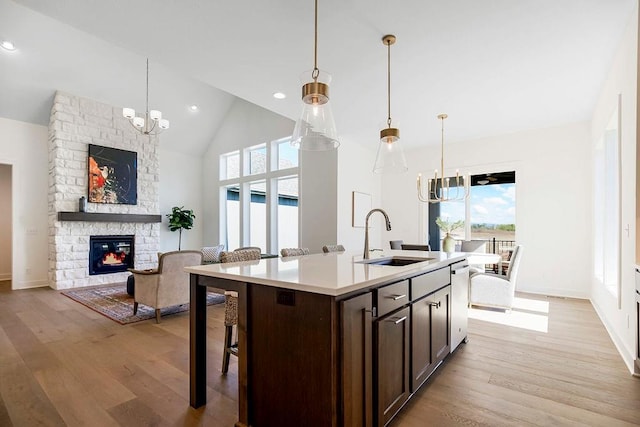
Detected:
[130,250,203,323]
[469,245,523,310]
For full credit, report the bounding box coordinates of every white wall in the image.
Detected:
[0,164,11,280]
[159,148,204,253]
[0,118,49,289]
[299,149,338,253]
[381,121,592,298]
[590,8,637,372]
[337,137,382,253]
[202,98,295,249]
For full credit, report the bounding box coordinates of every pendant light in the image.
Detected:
[373,35,408,174]
[417,114,469,203]
[291,0,339,151]
[122,58,170,135]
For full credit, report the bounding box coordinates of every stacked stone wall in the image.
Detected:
[48,92,159,289]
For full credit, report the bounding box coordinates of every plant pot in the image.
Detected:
[442,233,455,253]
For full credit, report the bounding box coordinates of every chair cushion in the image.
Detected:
[202,245,225,263]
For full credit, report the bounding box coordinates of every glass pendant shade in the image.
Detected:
[149,110,162,121]
[373,128,408,174]
[291,70,339,151]
[373,34,407,174]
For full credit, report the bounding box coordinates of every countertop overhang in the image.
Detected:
[185,250,466,296]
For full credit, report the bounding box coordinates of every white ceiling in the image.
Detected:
[0,0,636,156]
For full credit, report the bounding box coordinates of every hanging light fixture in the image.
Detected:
[291,0,339,151]
[122,58,170,135]
[417,114,469,203]
[373,34,407,174]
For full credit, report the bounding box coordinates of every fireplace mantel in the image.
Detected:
[57,212,162,223]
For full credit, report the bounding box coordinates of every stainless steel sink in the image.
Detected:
[356,256,434,266]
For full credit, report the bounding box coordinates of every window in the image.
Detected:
[220,137,299,253]
[594,96,621,300]
[428,171,516,253]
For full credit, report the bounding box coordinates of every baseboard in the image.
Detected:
[517,287,590,300]
[13,279,49,290]
[0,273,11,281]
[591,298,635,374]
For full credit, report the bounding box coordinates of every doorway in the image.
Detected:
[0,164,12,288]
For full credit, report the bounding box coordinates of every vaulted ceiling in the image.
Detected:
[0,0,635,156]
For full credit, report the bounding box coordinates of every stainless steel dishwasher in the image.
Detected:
[450,261,470,352]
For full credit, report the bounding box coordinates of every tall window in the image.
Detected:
[594,97,621,300]
[220,137,299,253]
[428,171,516,251]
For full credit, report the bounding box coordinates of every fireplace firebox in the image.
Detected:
[89,235,135,275]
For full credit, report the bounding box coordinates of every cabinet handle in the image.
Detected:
[387,316,407,324]
[388,294,407,301]
[428,301,441,308]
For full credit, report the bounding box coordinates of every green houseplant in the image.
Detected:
[435,217,464,253]
[166,206,196,250]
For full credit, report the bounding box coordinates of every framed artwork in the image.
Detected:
[352,191,372,227]
[88,144,138,204]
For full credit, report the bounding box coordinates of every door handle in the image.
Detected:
[387,294,407,301]
[387,315,407,324]
[428,301,441,308]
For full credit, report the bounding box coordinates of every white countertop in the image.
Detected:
[185,250,466,296]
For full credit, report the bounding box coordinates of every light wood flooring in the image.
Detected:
[0,280,638,426]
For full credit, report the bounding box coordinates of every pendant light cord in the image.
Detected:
[312,0,319,80]
[387,40,392,128]
[440,116,445,187]
[146,58,150,113]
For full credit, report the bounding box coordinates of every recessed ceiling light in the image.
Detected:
[189,105,199,112]
[273,92,286,99]
[1,40,16,51]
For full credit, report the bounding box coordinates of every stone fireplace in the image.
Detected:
[48,92,160,290]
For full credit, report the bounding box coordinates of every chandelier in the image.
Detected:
[122,58,169,135]
[291,0,339,151]
[373,34,407,174]
[417,114,469,203]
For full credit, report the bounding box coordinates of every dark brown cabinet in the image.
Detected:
[341,292,373,427]
[411,285,450,391]
[375,305,410,427]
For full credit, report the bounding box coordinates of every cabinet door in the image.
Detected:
[431,286,451,364]
[341,293,373,427]
[376,306,410,427]
[411,296,435,391]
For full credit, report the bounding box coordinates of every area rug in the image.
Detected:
[61,284,225,325]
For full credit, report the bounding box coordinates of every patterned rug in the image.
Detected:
[61,284,225,325]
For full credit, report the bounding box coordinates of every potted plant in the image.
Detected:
[166,206,196,250]
[435,217,464,253]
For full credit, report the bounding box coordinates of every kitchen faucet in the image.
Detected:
[363,208,392,259]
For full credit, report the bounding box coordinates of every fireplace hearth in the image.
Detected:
[89,235,135,275]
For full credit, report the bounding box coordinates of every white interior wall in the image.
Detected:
[381,121,592,299]
[202,98,295,250]
[299,149,338,253]
[0,118,48,289]
[159,148,204,253]
[590,8,637,372]
[336,137,382,253]
[0,164,12,280]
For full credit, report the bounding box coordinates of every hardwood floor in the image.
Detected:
[0,281,638,426]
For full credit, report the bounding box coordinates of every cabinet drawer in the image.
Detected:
[411,267,450,301]
[376,280,409,317]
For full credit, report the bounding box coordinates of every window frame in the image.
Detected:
[219,137,299,254]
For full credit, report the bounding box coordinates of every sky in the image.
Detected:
[440,183,516,225]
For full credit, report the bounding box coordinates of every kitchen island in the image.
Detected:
[186,250,468,427]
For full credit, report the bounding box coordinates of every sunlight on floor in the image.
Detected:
[468,297,549,333]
